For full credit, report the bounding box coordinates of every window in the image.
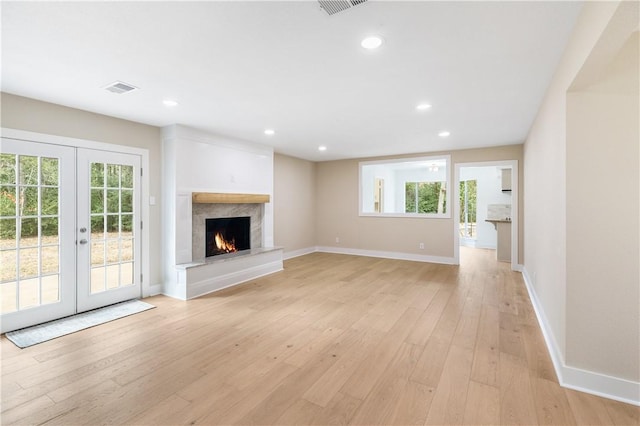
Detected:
[359,155,451,218]
[459,179,477,238]
[405,182,446,214]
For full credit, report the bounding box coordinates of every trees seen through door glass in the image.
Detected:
[0,153,61,313]
[89,162,135,294]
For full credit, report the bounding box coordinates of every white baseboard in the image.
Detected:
[316,246,456,265]
[283,246,317,260]
[521,267,640,406]
[147,284,163,297]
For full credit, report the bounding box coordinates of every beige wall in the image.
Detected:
[1,93,163,285]
[566,31,639,381]
[316,145,524,262]
[524,0,639,387]
[273,154,317,255]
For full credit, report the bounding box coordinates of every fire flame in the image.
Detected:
[214,232,237,253]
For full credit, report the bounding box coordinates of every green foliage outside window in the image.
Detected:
[91,164,134,233]
[0,157,134,239]
[459,180,477,223]
[405,181,447,214]
[459,179,477,238]
[0,154,59,238]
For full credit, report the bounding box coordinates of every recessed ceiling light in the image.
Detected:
[163,99,178,107]
[438,131,451,137]
[318,145,327,151]
[361,36,383,50]
[264,129,275,136]
[416,103,432,111]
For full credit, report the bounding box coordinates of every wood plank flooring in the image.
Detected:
[2,248,639,425]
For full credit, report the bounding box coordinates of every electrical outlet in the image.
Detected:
[419,243,425,249]
[335,237,340,243]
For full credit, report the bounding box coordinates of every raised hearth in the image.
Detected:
[175,247,283,299]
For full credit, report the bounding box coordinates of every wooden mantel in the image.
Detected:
[192,192,270,204]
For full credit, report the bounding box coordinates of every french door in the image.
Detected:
[76,148,141,312]
[1,139,141,333]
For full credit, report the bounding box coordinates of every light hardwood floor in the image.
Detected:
[1,248,639,425]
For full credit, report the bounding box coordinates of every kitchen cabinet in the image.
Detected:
[501,168,512,192]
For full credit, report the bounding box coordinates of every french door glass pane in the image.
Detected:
[41,246,59,274]
[0,186,16,216]
[19,278,39,309]
[90,161,135,294]
[1,282,17,313]
[0,154,61,314]
[1,250,16,281]
[1,154,17,184]
[19,156,38,185]
[41,275,59,305]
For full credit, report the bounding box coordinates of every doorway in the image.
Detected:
[1,138,142,332]
[454,160,518,270]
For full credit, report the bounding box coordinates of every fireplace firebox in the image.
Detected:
[205,216,251,257]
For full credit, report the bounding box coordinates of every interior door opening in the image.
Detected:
[455,162,518,269]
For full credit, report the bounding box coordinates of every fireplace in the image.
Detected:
[205,216,251,257]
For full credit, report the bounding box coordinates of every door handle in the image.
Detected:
[79,239,88,245]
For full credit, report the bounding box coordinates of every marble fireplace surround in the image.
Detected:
[192,203,263,261]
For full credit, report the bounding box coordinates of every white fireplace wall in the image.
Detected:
[162,125,274,296]
[192,203,263,260]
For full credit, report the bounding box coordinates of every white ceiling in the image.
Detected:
[1,1,582,161]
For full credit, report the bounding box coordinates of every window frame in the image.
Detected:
[358,155,452,219]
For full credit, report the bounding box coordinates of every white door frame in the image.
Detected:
[1,128,152,298]
[453,160,519,271]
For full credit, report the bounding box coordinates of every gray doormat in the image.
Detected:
[5,299,155,348]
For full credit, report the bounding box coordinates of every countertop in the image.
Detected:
[485,218,512,223]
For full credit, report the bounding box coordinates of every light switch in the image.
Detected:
[149,196,156,206]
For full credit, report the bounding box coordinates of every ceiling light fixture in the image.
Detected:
[438,131,451,137]
[416,103,432,111]
[361,36,383,50]
[264,129,275,136]
[162,99,178,107]
[318,145,327,151]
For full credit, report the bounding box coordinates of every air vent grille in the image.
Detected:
[318,0,368,16]
[104,81,138,94]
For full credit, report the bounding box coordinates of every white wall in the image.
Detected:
[360,163,394,213]
[524,0,639,404]
[566,31,639,383]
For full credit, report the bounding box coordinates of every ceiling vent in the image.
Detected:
[103,81,138,94]
[318,0,368,16]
